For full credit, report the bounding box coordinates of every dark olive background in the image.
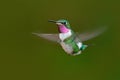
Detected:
[0,0,119,80]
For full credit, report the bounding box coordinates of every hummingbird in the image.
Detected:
[33,19,106,56]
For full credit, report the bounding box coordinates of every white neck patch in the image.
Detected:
[59,30,72,41]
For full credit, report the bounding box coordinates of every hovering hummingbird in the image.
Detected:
[33,19,106,56]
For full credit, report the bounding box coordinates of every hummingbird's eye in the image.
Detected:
[62,22,66,25]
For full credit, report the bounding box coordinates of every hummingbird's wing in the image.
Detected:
[32,33,60,43]
[76,27,107,42]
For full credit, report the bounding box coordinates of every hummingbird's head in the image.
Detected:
[48,19,71,33]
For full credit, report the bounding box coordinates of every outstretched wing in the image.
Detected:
[76,27,107,42]
[32,33,60,43]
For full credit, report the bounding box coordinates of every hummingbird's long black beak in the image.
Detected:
[48,20,56,23]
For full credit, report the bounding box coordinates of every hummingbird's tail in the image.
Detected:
[80,45,88,51]
[80,44,95,51]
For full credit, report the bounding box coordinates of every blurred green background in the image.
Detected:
[0,0,119,80]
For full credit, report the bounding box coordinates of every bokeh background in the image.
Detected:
[0,0,119,80]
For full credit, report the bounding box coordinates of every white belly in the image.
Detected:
[59,30,72,41]
[60,42,73,54]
